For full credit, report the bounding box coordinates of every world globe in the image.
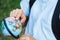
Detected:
[1,17,22,39]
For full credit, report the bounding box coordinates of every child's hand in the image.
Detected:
[17,34,35,40]
[10,9,26,24]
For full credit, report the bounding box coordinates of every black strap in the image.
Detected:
[4,19,19,39]
[25,0,36,25]
[52,0,60,40]
[29,0,36,12]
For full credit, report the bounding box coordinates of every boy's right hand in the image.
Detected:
[10,9,26,24]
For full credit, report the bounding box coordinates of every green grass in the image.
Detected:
[0,0,21,24]
[0,0,25,40]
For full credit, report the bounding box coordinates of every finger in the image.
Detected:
[10,10,16,17]
[15,9,22,19]
[21,15,26,24]
[12,10,18,18]
[16,12,21,20]
[20,12,26,24]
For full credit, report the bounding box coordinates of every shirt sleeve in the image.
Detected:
[20,0,30,16]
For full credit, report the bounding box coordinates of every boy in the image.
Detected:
[10,0,58,40]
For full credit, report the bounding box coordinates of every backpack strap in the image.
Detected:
[25,0,36,26]
[29,0,36,12]
[52,0,60,40]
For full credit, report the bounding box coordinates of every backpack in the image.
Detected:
[52,0,60,40]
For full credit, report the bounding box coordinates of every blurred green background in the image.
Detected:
[0,0,25,40]
[0,0,21,24]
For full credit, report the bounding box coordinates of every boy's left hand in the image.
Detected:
[17,34,35,40]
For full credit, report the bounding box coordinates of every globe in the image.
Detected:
[1,17,22,39]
